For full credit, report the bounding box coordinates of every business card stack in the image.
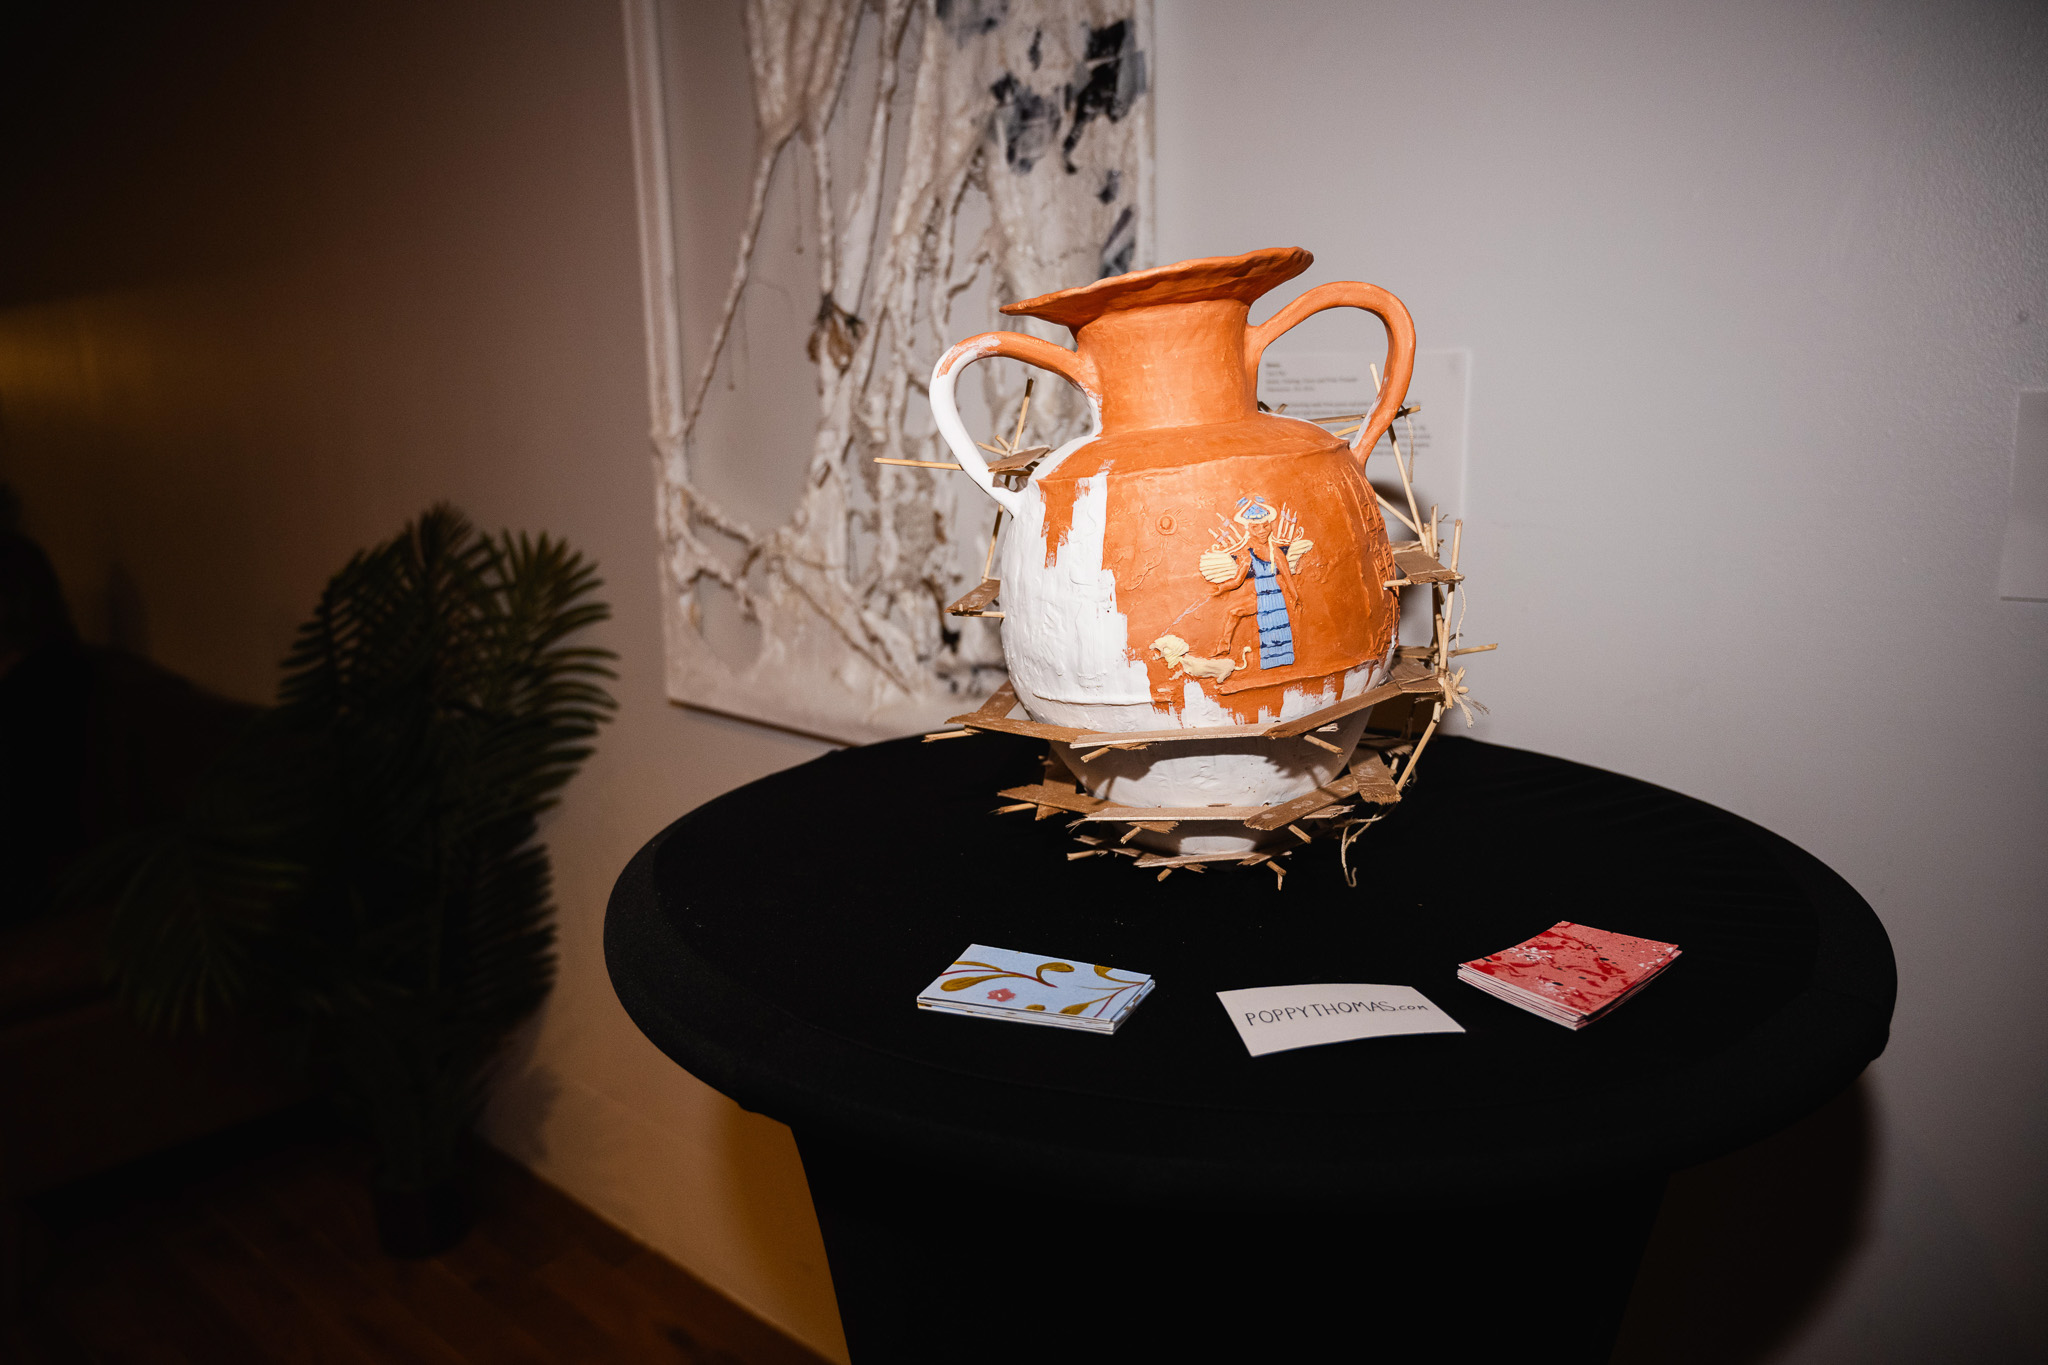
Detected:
[1457,921,1681,1030]
[916,943,1155,1035]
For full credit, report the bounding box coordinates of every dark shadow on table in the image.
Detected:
[1611,1077,1875,1364]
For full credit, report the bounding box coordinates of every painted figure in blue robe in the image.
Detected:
[1199,497,1314,670]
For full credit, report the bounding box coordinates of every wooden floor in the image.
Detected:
[4,1111,834,1365]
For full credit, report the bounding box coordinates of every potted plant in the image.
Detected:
[97,506,615,1256]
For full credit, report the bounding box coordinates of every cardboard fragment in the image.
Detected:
[1241,762,1395,832]
[1263,659,1435,740]
[995,782,1106,815]
[1391,546,1461,585]
[1261,679,1403,739]
[950,680,1018,725]
[1070,722,1268,746]
[1349,756,1400,803]
[965,715,1090,743]
[1079,804,1269,823]
[982,445,1051,473]
[1361,693,1434,737]
[1394,658,1441,689]
[1133,847,1283,869]
[946,578,1002,616]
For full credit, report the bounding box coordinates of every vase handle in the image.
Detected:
[930,331,1100,515]
[1243,282,1416,465]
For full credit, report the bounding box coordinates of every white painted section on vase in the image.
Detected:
[997,464,1154,712]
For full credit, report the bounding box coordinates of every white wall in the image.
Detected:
[1151,0,2044,1358]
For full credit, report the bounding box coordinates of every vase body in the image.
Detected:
[931,249,1415,851]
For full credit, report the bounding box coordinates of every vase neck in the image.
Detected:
[1076,299,1257,433]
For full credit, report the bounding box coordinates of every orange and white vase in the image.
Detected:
[930,248,1415,852]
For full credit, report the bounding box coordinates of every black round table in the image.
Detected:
[606,734,1894,1362]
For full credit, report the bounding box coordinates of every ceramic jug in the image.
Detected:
[931,247,1414,847]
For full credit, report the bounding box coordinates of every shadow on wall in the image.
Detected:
[1613,1078,1875,1364]
[483,1016,565,1167]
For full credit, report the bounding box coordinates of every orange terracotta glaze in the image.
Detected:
[1037,475,1083,569]
[980,248,1415,726]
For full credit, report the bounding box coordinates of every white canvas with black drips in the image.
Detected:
[626,0,1155,742]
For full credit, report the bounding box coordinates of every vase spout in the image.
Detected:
[1002,247,1315,436]
[1074,299,1259,432]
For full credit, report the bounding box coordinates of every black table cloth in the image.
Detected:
[607,734,1894,1361]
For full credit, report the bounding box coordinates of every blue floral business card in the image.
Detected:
[916,944,1155,1035]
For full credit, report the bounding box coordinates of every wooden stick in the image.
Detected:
[1450,642,1497,656]
[1288,824,1312,843]
[981,509,1003,581]
[1393,432,1426,551]
[994,802,1035,813]
[875,457,962,470]
[1302,733,1344,753]
[1372,365,1428,556]
[1393,433,1421,553]
[1395,708,1443,792]
[1331,401,1422,443]
[922,728,974,741]
[1378,495,1421,538]
[1450,518,1463,573]
[1009,378,1035,453]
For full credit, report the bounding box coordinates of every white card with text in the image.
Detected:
[1216,984,1465,1057]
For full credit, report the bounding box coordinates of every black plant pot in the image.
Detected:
[371,1179,469,1259]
